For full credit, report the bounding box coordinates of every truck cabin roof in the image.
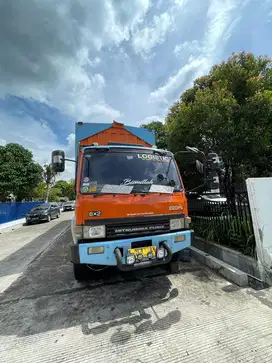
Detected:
[81,144,173,157]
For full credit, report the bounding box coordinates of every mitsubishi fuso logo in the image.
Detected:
[114,225,165,233]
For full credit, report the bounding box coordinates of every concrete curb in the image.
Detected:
[0,218,25,232]
[190,246,249,287]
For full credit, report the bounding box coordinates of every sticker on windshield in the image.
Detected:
[137,154,170,162]
[101,184,133,194]
[83,177,90,183]
[81,186,89,193]
[149,185,174,194]
[121,178,153,185]
[89,185,97,192]
[82,182,90,187]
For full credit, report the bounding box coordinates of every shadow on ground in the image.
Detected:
[0,227,187,338]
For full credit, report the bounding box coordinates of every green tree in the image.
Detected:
[140,121,168,149]
[33,181,62,202]
[54,180,69,196]
[55,179,75,200]
[32,182,47,201]
[0,143,43,201]
[67,179,76,200]
[166,52,272,189]
[47,187,62,202]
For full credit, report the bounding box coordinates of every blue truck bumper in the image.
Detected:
[70,230,193,270]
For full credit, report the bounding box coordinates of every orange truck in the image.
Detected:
[52,120,193,281]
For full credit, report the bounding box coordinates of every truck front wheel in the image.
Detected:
[73,263,88,281]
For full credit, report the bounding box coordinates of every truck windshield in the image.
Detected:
[80,150,182,194]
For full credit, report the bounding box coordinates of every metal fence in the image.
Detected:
[0,202,42,224]
[188,192,256,257]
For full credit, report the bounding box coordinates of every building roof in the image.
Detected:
[75,121,155,146]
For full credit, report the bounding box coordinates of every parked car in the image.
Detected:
[63,201,76,211]
[25,202,60,224]
[58,202,64,212]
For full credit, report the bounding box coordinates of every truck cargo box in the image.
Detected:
[75,121,156,150]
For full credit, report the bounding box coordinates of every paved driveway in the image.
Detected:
[0,225,272,362]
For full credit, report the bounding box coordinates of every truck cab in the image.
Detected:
[52,121,193,281]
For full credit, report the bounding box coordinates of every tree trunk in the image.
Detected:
[45,184,50,202]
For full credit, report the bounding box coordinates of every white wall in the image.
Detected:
[246,178,272,281]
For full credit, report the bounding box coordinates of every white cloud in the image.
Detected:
[0,0,269,164]
[174,40,202,57]
[149,56,210,104]
[89,57,101,67]
[89,104,122,120]
[67,133,75,148]
[0,111,75,180]
[142,115,162,123]
[131,0,189,57]
[0,0,151,121]
[0,138,7,146]
[204,0,238,54]
[132,12,173,56]
[174,0,188,7]
[149,0,242,105]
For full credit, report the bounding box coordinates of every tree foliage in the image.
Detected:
[140,121,168,149]
[0,143,43,201]
[166,52,272,190]
[32,182,47,201]
[54,179,75,200]
[33,179,75,202]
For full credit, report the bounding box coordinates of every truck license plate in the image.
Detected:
[128,246,156,261]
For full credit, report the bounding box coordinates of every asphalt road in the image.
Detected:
[0,211,74,293]
[0,216,272,363]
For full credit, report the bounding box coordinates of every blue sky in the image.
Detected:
[0,0,272,179]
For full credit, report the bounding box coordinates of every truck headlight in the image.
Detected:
[84,225,106,239]
[170,218,184,230]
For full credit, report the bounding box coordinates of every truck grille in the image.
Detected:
[106,218,170,238]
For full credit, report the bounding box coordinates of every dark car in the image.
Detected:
[25,203,60,224]
[63,201,75,211]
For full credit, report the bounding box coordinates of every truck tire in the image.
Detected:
[73,263,88,281]
[171,248,191,263]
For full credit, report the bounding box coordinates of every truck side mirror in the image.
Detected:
[52,150,65,172]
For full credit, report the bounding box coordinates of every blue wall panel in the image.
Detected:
[0,202,42,224]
